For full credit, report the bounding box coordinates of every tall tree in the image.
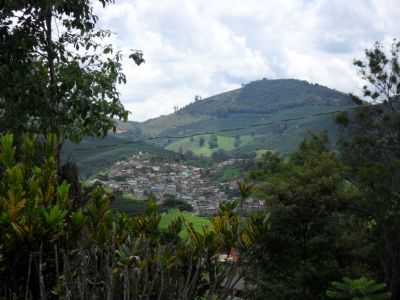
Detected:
[199,136,205,147]
[208,134,218,149]
[248,135,360,300]
[0,0,144,144]
[338,39,400,300]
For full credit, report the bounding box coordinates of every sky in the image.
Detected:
[94,0,400,122]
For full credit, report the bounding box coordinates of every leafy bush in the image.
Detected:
[327,277,390,300]
[0,134,262,299]
[160,197,194,212]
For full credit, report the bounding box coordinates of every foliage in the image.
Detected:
[234,135,241,148]
[160,196,194,212]
[110,192,147,216]
[337,40,400,300]
[0,133,78,296]
[353,39,400,109]
[237,180,254,209]
[247,134,360,300]
[0,134,264,299]
[0,0,143,142]
[327,277,390,300]
[159,209,211,238]
[211,149,232,161]
[199,136,205,147]
[208,134,219,149]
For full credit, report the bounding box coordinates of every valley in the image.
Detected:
[3,1,398,298]
[64,78,355,178]
[91,152,261,216]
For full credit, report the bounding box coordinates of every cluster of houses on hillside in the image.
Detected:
[93,153,244,215]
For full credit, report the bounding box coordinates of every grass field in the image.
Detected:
[220,167,241,181]
[159,209,211,237]
[166,134,254,157]
[111,198,211,238]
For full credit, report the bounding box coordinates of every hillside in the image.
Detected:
[62,134,181,178]
[62,78,355,175]
[139,78,354,155]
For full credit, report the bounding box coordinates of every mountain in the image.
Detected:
[63,78,355,176]
[138,78,354,154]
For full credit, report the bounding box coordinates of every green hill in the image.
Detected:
[62,134,181,178]
[140,78,354,154]
[63,78,355,175]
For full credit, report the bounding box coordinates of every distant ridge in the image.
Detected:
[63,78,354,176]
[136,78,353,154]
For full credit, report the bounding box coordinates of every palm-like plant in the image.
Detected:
[237,180,254,210]
[327,277,390,300]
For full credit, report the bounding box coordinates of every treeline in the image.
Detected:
[239,39,400,299]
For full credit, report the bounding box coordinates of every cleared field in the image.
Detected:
[159,209,211,237]
[166,134,254,157]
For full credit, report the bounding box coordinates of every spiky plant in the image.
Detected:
[327,277,390,300]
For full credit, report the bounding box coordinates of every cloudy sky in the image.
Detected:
[94,0,400,121]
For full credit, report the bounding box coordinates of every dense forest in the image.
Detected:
[1,1,400,300]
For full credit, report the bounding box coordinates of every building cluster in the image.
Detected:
[94,153,241,216]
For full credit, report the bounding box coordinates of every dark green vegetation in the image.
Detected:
[327,277,391,300]
[110,192,147,215]
[160,196,194,212]
[0,134,263,299]
[247,134,359,299]
[1,0,400,298]
[111,194,194,216]
[241,39,400,300]
[335,40,400,300]
[143,78,354,154]
[0,0,143,143]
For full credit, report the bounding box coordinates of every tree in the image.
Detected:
[234,135,241,148]
[0,0,143,145]
[237,180,253,210]
[199,136,205,147]
[338,39,400,300]
[248,135,356,300]
[161,196,193,212]
[184,149,195,160]
[353,40,400,110]
[0,134,264,299]
[327,277,390,300]
[208,134,218,149]
[211,149,230,162]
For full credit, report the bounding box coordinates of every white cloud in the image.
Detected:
[94,0,400,121]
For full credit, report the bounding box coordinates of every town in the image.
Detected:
[92,153,244,215]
